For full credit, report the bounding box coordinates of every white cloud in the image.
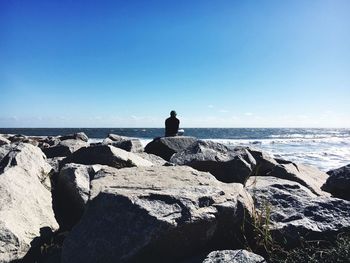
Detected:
[219,109,229,113]
[244,112,253,116]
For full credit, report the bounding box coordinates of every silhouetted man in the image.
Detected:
[165,110,180,137]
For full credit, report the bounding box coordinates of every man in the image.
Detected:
[165,110,180,137]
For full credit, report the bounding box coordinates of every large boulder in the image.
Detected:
[145,136,198,161]
[202,250,266,263]
[111,139,144,153]
[61,166,254,263]
[0,143,58,262]
[170,141,256,184]
[53,163,100,230]
[247,148,279,175]
[0,135,10,146]
[7,134,27,143]
[59,132,89,142]
[246,176,350,247]
[42,139,88,158]
[136,152,167,166]
[61,145,153,169]
[0,144,13,162]
[322,164,350,200]
[268,162,329,196]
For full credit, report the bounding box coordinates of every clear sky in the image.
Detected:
[1,0,349,128]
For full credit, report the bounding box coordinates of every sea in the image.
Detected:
[1,128,349,172]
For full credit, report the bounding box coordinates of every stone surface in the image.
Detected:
[108,133,128,142]
[145,136,198,161]
[202,250,266,263]
[170,140,256,184]
[102,134,144,153]
[59,132,89,142]
[111,139,144,153]
[0,144,13,162]
[0,136,10,146]
[46,157,65,174]
[322,164,350,200]
[61,145,153,169]
[0,143,58,262]
[246,176,350,246]
[248,148,278,176]
[269,162,329,196]
[136,152,167,166]
[61,166,254,263]
[53,163,96,230]
[42,139,88,158]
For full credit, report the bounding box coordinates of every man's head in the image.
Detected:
[170,110,177,117]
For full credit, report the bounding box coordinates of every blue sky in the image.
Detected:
[1,0,349,127]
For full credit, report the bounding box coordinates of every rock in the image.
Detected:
[269,162,329,196]
[59,132,89,142]
[111,139,144,153]
[61,145,153,169]
[54,163,97,230]
[246,176,350,247]
[136,152,167,166]
[322,164,350,200]
[170,140,256,184]
[202,250,266,263]
[42,139,88,158]
[102,134,144,153]
[108,133,128,142]
[61,166,254,263]
[145,136,198,161]
[0,143,52,184]
[102,134,129,145]
[7,134,27,143]
[102,137,114,145]
[46,157,65,174]
[0,135,10,146]
[0,144,13,162]
[0,143,58,262]
[248,148,278,175]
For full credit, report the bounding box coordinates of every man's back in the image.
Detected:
[165,116,179,137]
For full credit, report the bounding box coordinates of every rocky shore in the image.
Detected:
[0,132,349,262]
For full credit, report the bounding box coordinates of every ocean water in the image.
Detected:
[1,128,349,172]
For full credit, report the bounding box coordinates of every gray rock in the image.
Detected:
[0,143,58,262]
[7,134,27,143]
[145,136,198,161]
[0,144,13,162]
[0,136,10,146]
[102,134,144,153]
[246,176,350,247]
[46,157,65,174]
[61,166,254,263]
[248,148,278,175]
[170,141,256,184]
[322,164,350,200]
[59,132,89,142]
[42,139,88,158]
[108,133,128,142]
[136,152,167,166]
[102,137,114,145]
[54,163,96,230]
[111,139,144,153]
[269,162,329,196]
[61,145,153,169]
[202,250,266,263]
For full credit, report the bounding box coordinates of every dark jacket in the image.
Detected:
[165,117,179,136]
